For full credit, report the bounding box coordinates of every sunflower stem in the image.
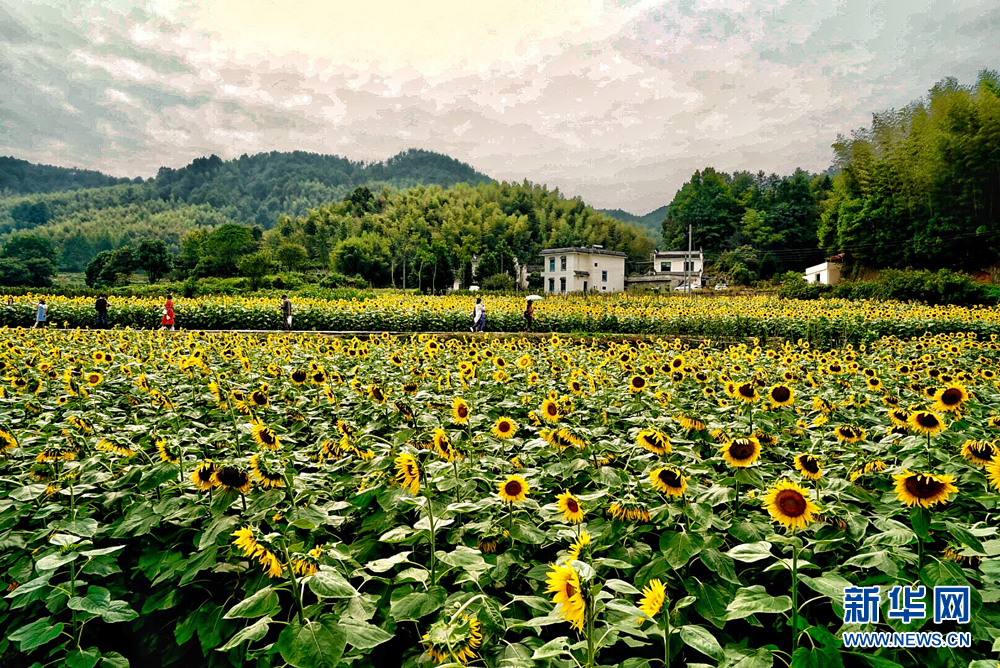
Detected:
[791,538,799,655]
[280,542,306,625]
[664,611,671,667]
[452,459,463,503]
[586,595,596,668]
[425,498,437,587]
[734,478,740,518]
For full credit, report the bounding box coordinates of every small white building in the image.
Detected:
[626,249,704,290]
[803,261,841,285]
[540,246,626,293]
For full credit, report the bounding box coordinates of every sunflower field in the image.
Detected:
[2,293,1000,344]
[1,328,999,668]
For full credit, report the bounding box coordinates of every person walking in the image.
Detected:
[32,298,47,328]
[281,295,293,331]
[524,298,534,332]
[471,297,486,333]
[4,296,13,312]
[95,294,109,329]
[159,294,175,331]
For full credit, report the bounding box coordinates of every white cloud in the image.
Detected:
[1,0,998,213]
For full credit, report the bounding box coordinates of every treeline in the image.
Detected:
[819,70,1000,270]
[0,156,135,196]
[661,168,834,280]
[74,181,653,291]
[260,181,655,291]
[662,70,1000,280]
[0,149,492,270]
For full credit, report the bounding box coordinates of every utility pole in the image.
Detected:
[686,224,692,296]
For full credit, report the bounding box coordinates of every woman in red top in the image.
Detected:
[159,294,175,331]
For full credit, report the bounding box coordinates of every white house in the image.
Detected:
[626,249,704,290]
[803,261,841,285]
[540,246,626,293]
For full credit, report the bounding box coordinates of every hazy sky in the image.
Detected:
[2,0,998,213]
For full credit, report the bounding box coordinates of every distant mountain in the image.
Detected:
[0,149,493,270]
[0,156,135,196]
[598,205,668,241]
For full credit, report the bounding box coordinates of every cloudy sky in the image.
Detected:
[2,0,998,212]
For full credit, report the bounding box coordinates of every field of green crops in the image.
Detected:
[1,327,998,668]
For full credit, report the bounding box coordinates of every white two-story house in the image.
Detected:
[626,249,704,290]
[540,246,626,293]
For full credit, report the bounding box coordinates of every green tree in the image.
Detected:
[237,249,275,290]
[276,242,308,272]
[332,234,391,286]
[135,239,173,284]
[662,168,740,252]
[195,224,259,277]
[3,234,58,264]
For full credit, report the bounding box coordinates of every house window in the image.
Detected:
[661,262,671,272]
[560,256,567,271]
[594,262,598,267]
[560,277,566,292]
[583,281,588,291]
[549,278,555,292]
[601,270,608,282]
[684,261,695,272]
[549,257,555,271]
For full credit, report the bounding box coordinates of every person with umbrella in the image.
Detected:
[524,294,542,332]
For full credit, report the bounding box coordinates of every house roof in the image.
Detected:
[540,246,627,258]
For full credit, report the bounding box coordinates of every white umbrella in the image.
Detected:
[526,295,543,301]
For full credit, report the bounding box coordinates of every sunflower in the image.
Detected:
[251,423,280,450]
[909,410,945,436]
[545,563,586,631]
[609,498,650,522]
[628,375,647,393]
[735,382,759,402]
[0,429,18,453]
[637,579,666,623]
[498,474,528,504]
[231,527,283,578]
[540,398,560,422]
[156,439,181,464]
[566,530,591,562]
[649,466,687,497]
[249,453,285,488]
[492,417,517,440]
[85,372,102,387]
[291,546,324,577]
[290,369,308,385]
[763,480,819,531]
[889,409,911,428]
[933,385,968,413]
[793,453,822,480]
[395,453,421,495]
[960,440,998,468]
[987,462,1000,492]
[96,438,136,458]
[423,614,483,665]
[249,390,268,407]
[433,428,458,461]
[556,491,585,524]
[833,425,866,443]
[192,460,218,491]
[768,384,794,407]
[636,428,671,455]
[208,463,250,493]
[721,437,761,468]
[892,470,958,507]
[677,415,705,432]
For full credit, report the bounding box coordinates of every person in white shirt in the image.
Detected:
[471,297,486,332]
